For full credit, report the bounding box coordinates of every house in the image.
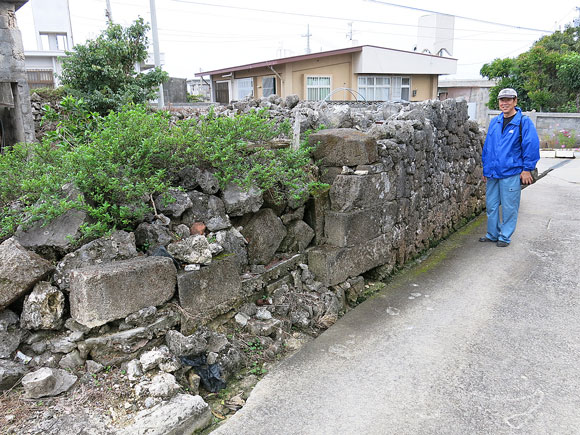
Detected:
[196,45,457,104]
[438,78,497,126]
[18,0,74,88]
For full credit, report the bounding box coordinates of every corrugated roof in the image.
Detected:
[195,44,456,77]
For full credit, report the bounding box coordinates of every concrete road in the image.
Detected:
[213,158,580,435]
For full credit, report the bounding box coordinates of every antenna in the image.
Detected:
[302,24,312,54]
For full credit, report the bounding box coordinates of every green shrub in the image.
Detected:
[0,100,328,243]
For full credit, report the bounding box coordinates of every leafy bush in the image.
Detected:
[0,101,328,242]
[59,18,168,115]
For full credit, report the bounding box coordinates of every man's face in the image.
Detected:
[498,97,517,116]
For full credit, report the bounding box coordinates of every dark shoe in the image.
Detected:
[479,237,496,242]
[496,241,509,247]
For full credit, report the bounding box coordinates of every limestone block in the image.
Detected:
[167,235,212,265]
[241,208,287,265]
[154,189,193,218]
[14,209,88,258]
[329,172,393,212]
[324,203,396,248]
[0,309,22,359]
[181,192,231,231]
[20,282,65,330]
[309,128,378,166]
[221,183,263,217]
[22,367,77,399]
[308,233,393,286]
[278,220,314,253]
[134,223,174,251]
[54,231,138,291]
[178,256,241,321]
[0,237,54,310]
[69,257,177,328]
[120,394,212,435]
[0,359,28,390]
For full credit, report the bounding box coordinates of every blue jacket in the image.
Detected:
[482,108,540,179]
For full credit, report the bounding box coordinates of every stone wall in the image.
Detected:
[307,99,485,285]
[3,95,486,432]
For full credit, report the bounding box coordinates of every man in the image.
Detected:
[480,88,540,247]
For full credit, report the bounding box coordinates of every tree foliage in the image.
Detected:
[480,25,580,112]
[59,18,168,114]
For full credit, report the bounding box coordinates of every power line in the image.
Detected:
[167,0,552,34]
[364,0,552,33]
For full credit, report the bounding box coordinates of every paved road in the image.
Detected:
[213,158,580,435]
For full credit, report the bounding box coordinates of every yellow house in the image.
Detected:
[196,45,457,104]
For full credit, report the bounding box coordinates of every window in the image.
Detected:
[306,76,331,101]
[358,75,411,101]
[235,78,253,99]
[39,33,69,51]
[358,76,390,101]
[262,77,276,97]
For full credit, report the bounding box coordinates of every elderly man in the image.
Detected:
[480,88,540,247]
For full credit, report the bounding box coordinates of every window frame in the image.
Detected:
[234,77,254,100]
[357,75,412,102]
[305,75,332,101]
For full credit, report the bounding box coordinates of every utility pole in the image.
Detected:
[105,0,113,22]
[347,22,353,41]
[150,0,164,108]
[302,24,312,54]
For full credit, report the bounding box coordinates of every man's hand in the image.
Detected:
[520,170,533,185]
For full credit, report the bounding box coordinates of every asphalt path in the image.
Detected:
[213,158,580,435]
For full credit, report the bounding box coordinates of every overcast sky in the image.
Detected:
[15,0,580,80]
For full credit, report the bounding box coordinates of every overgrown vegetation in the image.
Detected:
[0,99,327,242]
[481,25,580,112]
[59,18,168,115]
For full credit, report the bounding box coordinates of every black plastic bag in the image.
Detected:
[180,354,226,393]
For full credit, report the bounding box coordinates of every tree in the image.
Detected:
[59,18,168,114]
[480,25,580,112]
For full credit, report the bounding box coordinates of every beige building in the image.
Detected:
[438,79,497,126]
[196,45,457,104]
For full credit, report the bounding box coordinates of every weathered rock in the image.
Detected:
[124,306,158,328]
[58,350,85,370]
[54,231,138,291]
[174,224,191,240]
[246,318,281,336]
[329,173,393,212]
[146,373,181,398]
[221,183,263,217]
[120,394,212,435]
[154,189,193,218]
[165,329,208,357]
[0,309,23,359]
[22,367,77,398]
[82,309,180,366]
[0,237,54,310]
[134,223,174,251]
[126,359,143,380]
[324,204,396,248]
[195,169,220,195]
[241,208,287,265]
[309,128,378,166]
[285,94,300,109]
[178,256,242,325]
[20,282,65,330]
[167,235,212,265]
[85,360,104,374]
[182,192,231,231]
[69,257,177,328]
[318,104,352,129]
[140,346,171,372]
[14,207,87,259]
[214,228,248,269]
[278,220,314,253]
[308,233,393,286]
[0,359,28,390]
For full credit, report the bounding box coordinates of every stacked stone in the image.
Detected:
[308,99,485,286]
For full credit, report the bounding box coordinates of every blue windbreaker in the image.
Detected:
[482,108,540,179]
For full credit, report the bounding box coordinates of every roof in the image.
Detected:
[196,44,456,77]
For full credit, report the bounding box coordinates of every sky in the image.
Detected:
[15,0,580,80]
